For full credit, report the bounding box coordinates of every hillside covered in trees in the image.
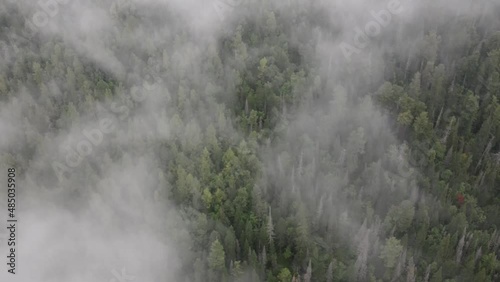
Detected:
[1,0,500,281]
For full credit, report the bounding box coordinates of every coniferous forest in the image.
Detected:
[1,0,500,281]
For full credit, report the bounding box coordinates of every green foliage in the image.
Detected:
[208,239,226,271]
[380,237,403,269]
[413,112,433,140]
[3,2,500,281]
[277,268,292,282]
[384,200,415,235]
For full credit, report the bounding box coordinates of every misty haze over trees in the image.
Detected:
[0,0,500,281]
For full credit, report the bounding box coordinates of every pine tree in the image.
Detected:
[303,259,312,282]
[456,228,467,264]
[406,256,416,282]
[355,229,370,280]
[208,239,226,271]
[380,237,403,269]
[326,260,334,282]
[267,206,274,244]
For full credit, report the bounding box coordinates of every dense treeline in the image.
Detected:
[1,0,500,281]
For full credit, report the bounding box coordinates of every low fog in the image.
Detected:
[1,0,499,281]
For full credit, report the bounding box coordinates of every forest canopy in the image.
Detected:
[0,0,500,281]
